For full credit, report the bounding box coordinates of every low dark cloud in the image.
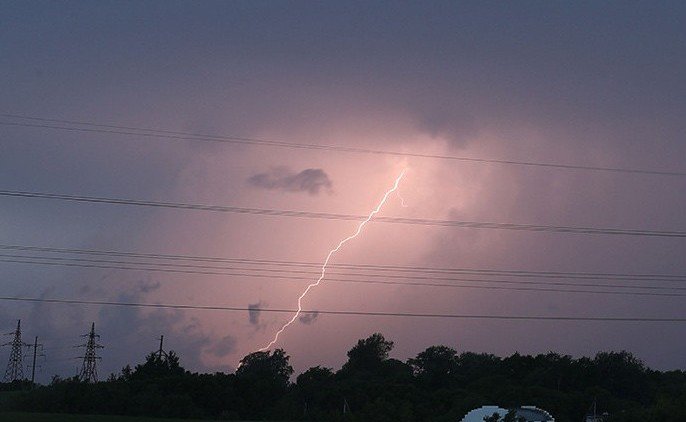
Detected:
[298,311,320,325]
[139,281,161,293]
[248,167,333,196]
[247,301,263,326]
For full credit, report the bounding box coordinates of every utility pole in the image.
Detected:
[27,336,44,386]
[3,320,30,383]
[157,335,166,359]
[77,322,103,383]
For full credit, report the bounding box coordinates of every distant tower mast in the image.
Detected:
[28,336,44,386]
[77,322,103,383]
[3,320,29,382]
[157,334,168,359]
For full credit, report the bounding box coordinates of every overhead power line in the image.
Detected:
[2,296,686,322]
[4,243,686,297]
[2,248,686,290]
[2,114,685,177]
[3,255,686,298]
[2,239,686,297]
[2,244,683,282]
[4,251,686,287]
[1,189,685,238]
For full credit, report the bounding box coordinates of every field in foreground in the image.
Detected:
[0,413,232,422]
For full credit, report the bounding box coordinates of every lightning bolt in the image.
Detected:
[257,169,407,352]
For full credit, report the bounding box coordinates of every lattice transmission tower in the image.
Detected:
[3,320,30,382]
[77,322,103,383]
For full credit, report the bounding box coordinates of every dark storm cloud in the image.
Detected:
[2,1,686,373]
[247,301,263,326]
[298,311,320,325]
[4,2,685,159]
[139,281,161,293]
[248,167,333,196]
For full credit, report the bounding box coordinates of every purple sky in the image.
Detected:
[1,1,685,382]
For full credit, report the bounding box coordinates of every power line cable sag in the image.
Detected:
[2,114,685,177]
[4,260,686,298]
[5,244,686,294]
[2,244,683,282]
[1,189,685,238]
[4,252,686,287]
[2,254,686,297]
[3,296,686,322]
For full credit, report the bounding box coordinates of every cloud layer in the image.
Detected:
[248,167,333,196]
[2,2,685,378]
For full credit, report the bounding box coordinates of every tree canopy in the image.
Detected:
[342,332,394,373]
[4,334,686,422]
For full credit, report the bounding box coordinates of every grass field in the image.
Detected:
[0,413,233,421]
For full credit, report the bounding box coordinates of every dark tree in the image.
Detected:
[593,351,650,402]
[236,348,293,389]
[297,366,334,392]
[342,333,394,373]
[130,350,185,380]
[235,348,294,419]
[408,345,458,388]
[296,366,336,416]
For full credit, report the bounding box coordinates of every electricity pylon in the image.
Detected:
[3,320,29,382]
[77,322,103,383]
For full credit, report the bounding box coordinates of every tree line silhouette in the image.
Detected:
[2,333,686,421]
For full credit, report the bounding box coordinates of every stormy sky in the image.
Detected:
[1,1,685,382]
